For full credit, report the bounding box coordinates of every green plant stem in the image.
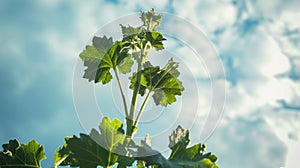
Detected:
[129,61,142,120]
[133,89,152,128]
[133,63,177,128]
[113,68,129,117]
[127,49,146,137]
[107,148,112,168]
[126,62,142,137]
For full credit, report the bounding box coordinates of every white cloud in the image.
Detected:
[263,107,300,168]
[172,0,237,35]
[286,140,300,168]
[211,27,292,118]
[247,0,300,57]
[204,117,287,168]
[264,107,300,142]
[2,0,299,167]
[168,1,299,167]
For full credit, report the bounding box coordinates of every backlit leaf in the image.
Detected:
[118,56,134,74]
[79,36,133,84]
[54,117,134,168]
[79,36,113,62]
[140,8,162,31]
[130,58,184,106]
[136,126,219,168]
[0,139,46,168]
[120,24,141,38]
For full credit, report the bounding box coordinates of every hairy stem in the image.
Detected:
[113,68,129,117]
[134,89,152,128]
[126,49,146,137]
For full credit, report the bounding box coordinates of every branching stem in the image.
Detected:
[133,63,176,128]
[126,49,143,137]
[134,89,152,128]
[113,68,129,117]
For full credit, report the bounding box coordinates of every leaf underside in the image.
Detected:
[130,58,184,106]
[80,36,134,84]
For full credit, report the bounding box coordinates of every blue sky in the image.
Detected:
[0,0,299,167]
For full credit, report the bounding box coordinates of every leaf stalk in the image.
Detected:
[113,68,129,117]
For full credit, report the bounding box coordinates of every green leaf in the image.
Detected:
[93,36,114,54]
[140,8,162,31]
[168,126,190,159]
[173,158,219,168]
[98,117,125,152]
[53,143,78,167]
[120,24,141,38]
[0,139,46,168]
[80,36,114,62]
[130,58,184,106]
[120,27,165,52]
[79,36,113,82]
[62,133,107,167]
[117,56,134,74]
[79,36,133,84]
[145,31,166,51]
[95,41,132,84]
[168,126,219,168]
[136,135,165,168]
[116,155,135,168]
[137,160,146,168]
[136,142,180,168]
[136,126,219,168]
[81,61,99,82]
[54,117,134,168]
[79,46,104,62]
[121,9,165,51]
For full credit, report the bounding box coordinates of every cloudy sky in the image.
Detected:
[0,0,299,167]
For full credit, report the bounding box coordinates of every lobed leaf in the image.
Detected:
[80,36,113,62]
[120,8,165,51]
[54,117,134,168]
[140,8,162,31]
[145,31,166,50]
[79,36,134,84]
[120,24,141,38]
[80,9,166,85]
[130,58,184,106]
[0,139,46,168]
[117,56,135,74]
[136,126,219,168]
